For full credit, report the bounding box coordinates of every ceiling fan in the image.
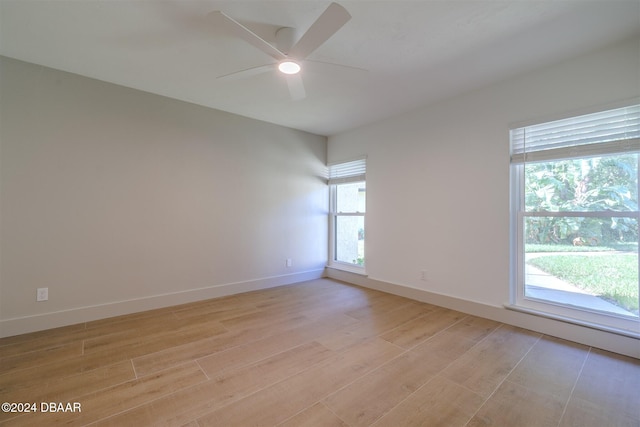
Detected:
[211,2,357,100]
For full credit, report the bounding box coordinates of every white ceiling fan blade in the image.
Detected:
[286,74,306,101]
[289,2,351,59]
[303,59,368,75]
[217,63,276,81]
[211,11,286,61]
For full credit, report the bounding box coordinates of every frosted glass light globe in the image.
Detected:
[278,61,301,75]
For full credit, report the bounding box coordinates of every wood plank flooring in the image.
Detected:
[1,278,638,426]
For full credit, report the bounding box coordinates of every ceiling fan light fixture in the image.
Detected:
[278,60,301,75]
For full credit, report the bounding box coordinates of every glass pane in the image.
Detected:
[335,215,364,266]
[524,216,638,318]
[524,154,638,213]
[336,182,366,213]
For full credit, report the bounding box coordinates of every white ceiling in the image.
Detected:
[1,1,639,136]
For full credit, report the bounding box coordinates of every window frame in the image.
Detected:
[328,158,366,274]
[509,104,640,337]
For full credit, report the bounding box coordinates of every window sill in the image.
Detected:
[327,262,367,276]
[505,303,640,340]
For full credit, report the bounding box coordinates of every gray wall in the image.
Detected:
[0,56,328,336]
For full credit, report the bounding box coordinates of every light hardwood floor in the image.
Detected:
[1,278,638,426]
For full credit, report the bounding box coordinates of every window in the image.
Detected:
[510,104,640,335]
[328,158,366,272]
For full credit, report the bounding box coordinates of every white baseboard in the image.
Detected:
[326,268,639,359]
[0,269,326,338]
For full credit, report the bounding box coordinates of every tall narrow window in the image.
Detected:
[329,158,366,272]
[510,104,640,335]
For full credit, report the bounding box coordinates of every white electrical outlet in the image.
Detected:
[420,270,428,281]
[286,258,293,267]
[37,287,49,301]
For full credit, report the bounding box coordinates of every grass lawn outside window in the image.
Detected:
[526,246,639,315]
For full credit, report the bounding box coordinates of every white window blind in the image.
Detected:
[328,158,366,185]
[511,104,640,163]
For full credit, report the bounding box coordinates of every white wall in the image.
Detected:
[0,56,328,337]
[328,37,640,357]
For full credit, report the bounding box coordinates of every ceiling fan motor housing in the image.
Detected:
[275,27,296,54]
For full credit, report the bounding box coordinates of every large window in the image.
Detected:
[510,104,640,335]
[328,158,366,272]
